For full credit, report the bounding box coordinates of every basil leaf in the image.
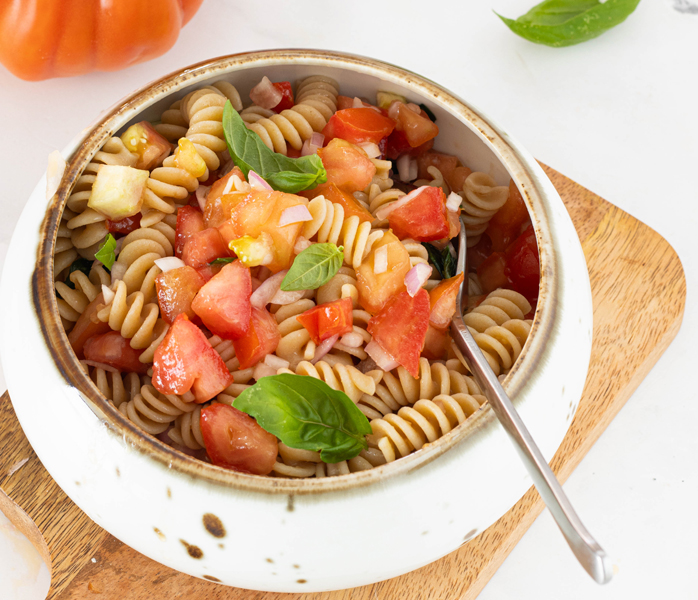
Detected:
[281,243,344,291]
[95,234,117,271]
[496,0,640,47]
[423,242,446,278]
[419,103,437,122]
[233,373,372,463]
[209,257,236,266]
[442,246,457,280]
[222,101,327,194]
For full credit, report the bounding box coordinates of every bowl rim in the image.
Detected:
[33,48,555,495]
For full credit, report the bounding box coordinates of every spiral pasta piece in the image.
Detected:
[86,365,143,409]
[369,393,485,463]
[414,166,450,195]
[464,288,531,330]
[168,404,205,450]
[119,384,197,436]
[366,185,405,227]
[272,444,385,478]
[274,299,316,369]
[240,75,339,155]
[460,172,509,246]
[291,360,379,404]
[55,263,110,325]
[401,238,430,268]
[303,196,385,270]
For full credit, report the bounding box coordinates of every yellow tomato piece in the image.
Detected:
[357,231,410,314]
[174,138,207,178]
[229,233,274,267]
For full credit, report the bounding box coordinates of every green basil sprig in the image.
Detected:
[281,243,343,291]
[222,101,327,194]
[95,234,117,271]
[496,0,640,47]
[423,242,457,280]
[233,374,372,463]
[209,257,236,266]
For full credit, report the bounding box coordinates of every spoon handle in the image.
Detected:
[449,317,613,584]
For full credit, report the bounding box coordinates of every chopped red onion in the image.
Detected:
[250,270,286,308]
[155,257,187,273]
[373,245,388,274]
[110,262,127,285]
[404,263,433,297]
[264,354,290,370]
[407,103,421,114]
[311,334,339,364]
[270,288,305,306]
[388,101,401,120]
[301,132,325,156]
[310,132,325,147]
[365,340,399,371]
[446,191,462,212]
[249,170,272,191]
[83,360,119,373]
[114,236,125,255]
[358,142,381,158]
[250,76,283,110]
[408,158,418,181]
[375,185,428,220]
[279,204,312,226]
[340,332,363,348]
[253,361,278,380]
[222,174,235,195]
[396,154,411,182]
[101,284,115,305]
[294,236,312,254]
[195,184,210,211]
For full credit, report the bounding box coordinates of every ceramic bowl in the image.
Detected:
[0,49,592,592]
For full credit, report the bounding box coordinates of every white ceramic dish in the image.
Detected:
[0,50,592,592]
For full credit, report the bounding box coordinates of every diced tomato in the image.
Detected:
[301,182,373,224]
[286,146,302,159]
[385,129,434,160]
[296,298,353,345]
[388,186,450,242]
[337,95,354,111]
[232,307,281,369]
[120,121,171,171]
[155,266,206,325]
[181,228,231,270]
[368,289,430,377]
[205,167,247,224]
[316,139,376,193]
[195,263,223,283]
[272,81,294,112]
[83,331,149,374]
[505,226,539,301]
[200,403,278,475]
[467,234,493,271]
[356,231,411,314]
[322,108,395,145]
[192,261,252,339]
[486,180,531,252]
[418,152,458,185]
[391,102,439,148]
[225,189,308,272]
[152,314,232,403]
[106,213,141,235]
[422,325,450,360]
[477,252,509,295]
[449,166,472,193]
[428,273,464,330]
[445,208,461,241]
[175,205,205,258]
[68,293,112,358]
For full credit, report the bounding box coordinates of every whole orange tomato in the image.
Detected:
[0,0,204,81]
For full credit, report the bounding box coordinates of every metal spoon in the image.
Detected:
[449,217,613,584]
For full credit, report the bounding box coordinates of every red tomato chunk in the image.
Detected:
[191,261,252,340]
[296,298,353,345]
[155,266,206,325]
[322,108,395,145]
[68,293,112,358]
[181,227,231,270]
[506,226,539,301]
[367,289,430,377]
[317,139,376,193]
[200,403,278,475]
[272,81,294,112]
[428,273,464,330]
[152,314,232,403]
[486,180,531,253]
[232,307,281,370]
[175,205,205,258]
[388,186,450,242]
[84,331,149,374]
[106,213,141,235]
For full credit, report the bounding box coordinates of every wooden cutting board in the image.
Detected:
[0,164,686,600]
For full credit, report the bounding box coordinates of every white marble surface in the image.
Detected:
[0,0,696,597]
